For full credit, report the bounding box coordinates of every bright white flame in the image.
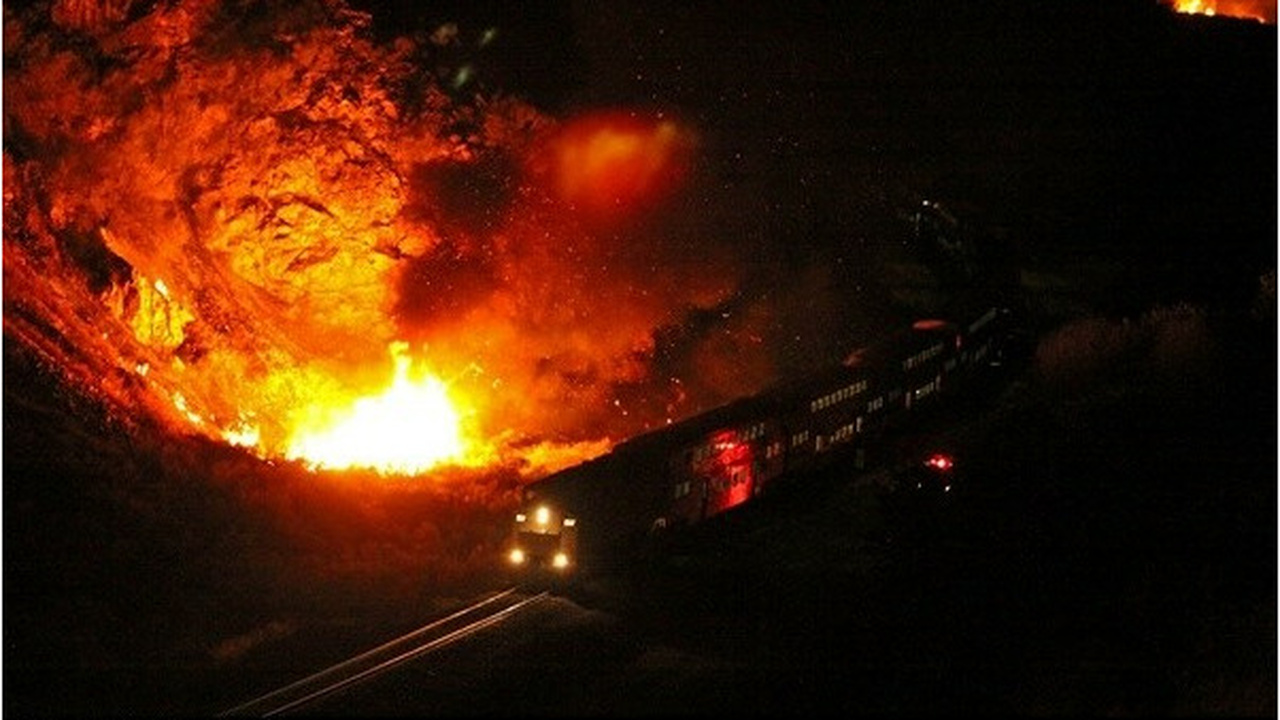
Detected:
[1177,0,1217,14]
[172,391,205,425]
[285,344,470,474]
[223,414,261,448]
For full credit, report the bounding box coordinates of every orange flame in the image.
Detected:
[283,343,492,475]
[1168,0,1276,22]
[2,1,733,483]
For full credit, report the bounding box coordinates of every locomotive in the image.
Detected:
[505,304,1015,579]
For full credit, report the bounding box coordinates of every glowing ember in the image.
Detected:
[285,343,481,474]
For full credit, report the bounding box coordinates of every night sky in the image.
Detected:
[356,0,1275,299]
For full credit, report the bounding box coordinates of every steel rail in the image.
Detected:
[219,587,547,717]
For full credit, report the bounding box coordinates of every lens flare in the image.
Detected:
[284,343,481,475]
[551,110,693,219]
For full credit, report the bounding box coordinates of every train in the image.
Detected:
[505,304,1017,579]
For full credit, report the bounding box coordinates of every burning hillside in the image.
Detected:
[1166,0,1277,22]
[3,0,750,476]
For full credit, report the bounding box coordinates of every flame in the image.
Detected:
[2,0,745,482]
[1167,0,1276,22]
[284,343,490,475]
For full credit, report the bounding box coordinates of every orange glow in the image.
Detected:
[284,343,490,474]
[552,111,693,218]
[1167,0,1276,22]
[2,2,741,486]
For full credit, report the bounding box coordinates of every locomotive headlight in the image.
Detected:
[535,506,550,526]
[508,548,526,565]
[552,552,570,569]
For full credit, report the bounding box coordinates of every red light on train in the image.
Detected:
[925,453,954,471]
[724,476,752,510]
[913,319,950,331]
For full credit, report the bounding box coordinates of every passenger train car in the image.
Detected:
[506,305,1014,578]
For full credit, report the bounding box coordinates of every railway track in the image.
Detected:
[217,587,548,717]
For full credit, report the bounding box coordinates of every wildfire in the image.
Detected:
[1167,0,1276,22]
[284,343,490,475]
[2,0,738,484]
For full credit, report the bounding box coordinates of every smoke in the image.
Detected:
[2,0,776,461]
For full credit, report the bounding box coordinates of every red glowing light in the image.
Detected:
[722,474,752,509]
[925,453,954,471]
[550,110,693,219]
[695,429,757,515]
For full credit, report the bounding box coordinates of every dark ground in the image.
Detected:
[557,317,1276,717]
[285,317,1278,717]
[8,287,1273,716]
